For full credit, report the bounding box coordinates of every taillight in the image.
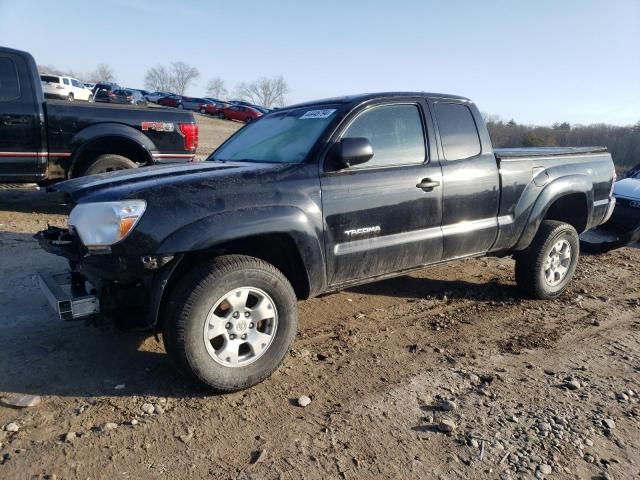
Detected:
[108,91,115,97]
[178,123,198,152]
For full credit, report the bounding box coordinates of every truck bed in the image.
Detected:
[495,146,607,159]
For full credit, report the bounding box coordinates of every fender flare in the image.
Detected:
[514,175,593,250]
[155,205,326,296]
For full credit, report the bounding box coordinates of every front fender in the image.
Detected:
[155,205,326,296]
[514,175,593,250]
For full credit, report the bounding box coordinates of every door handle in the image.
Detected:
[2,115,29,126]
[416,178,440,191]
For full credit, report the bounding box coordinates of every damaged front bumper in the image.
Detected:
[36,271,100,320]
[35,225,182,328]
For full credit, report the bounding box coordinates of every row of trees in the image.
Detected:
[38,61,290,108]
[37,63,116,84]
[143,63,289,108]
[484,115,640,173]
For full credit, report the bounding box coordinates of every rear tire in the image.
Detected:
[515,220,579,299]
[80,154,137,176]
[163,255,298,392]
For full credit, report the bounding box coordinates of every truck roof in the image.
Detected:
[288,91,471,108]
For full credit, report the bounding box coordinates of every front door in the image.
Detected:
[321,101,443,285]
[0,52,44,181]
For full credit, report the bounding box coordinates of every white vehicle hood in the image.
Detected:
[614,178,640,200]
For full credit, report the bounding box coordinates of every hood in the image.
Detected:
[613,177,640,200]
[50,161,285,203]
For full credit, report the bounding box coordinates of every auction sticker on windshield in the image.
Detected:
[300,109,336,119]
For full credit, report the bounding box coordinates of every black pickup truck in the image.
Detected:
[37,92,616,392]
[0,47,198,182]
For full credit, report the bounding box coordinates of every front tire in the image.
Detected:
[80,154,138,176]
[515,220,579,299]
[163,255,298,392]
[67,93,74,101]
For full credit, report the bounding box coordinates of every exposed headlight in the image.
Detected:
[69,200,146,248]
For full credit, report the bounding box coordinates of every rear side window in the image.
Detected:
[0,57,20,101]
[342,104,426,169]
[62,78,70,85]
[41,75,59,83]
[71,79,81,87]
[434,102,481,160]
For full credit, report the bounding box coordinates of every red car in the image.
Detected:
[157,94,182,108]
[200,101,231,118]
[221,105,263,123]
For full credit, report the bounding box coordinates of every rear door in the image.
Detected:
[0,52,45,181]
[321,99,443,285]
[430,99,500,259]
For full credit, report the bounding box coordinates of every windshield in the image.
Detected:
[211,105,342,164]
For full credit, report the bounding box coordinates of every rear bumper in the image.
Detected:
[602,198,617,224]
[44,93,67,100]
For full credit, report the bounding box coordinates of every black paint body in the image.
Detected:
[38,92,616,328]
[0,47,196,182]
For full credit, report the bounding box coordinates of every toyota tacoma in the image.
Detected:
[37,92,616,392]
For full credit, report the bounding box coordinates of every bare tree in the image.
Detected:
[171,62,200,95]
[206,77,228,99]
[38,64,81,79]
[235,76,289,108]
[144,65,174,92]
[88,63,116,83]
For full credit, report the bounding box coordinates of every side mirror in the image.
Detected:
[337,137,374,168]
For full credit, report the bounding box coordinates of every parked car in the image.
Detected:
[40,74,93,102]
[200,99,230,117]
[580,166,640,252]
[220,104,263,123]
[229,100,255,107]
[111,89,148,106]
[146,91,173,103]
[93,83,120,103]
[0,47,198,182]
[36,91,615,392]
[157,94,182,108]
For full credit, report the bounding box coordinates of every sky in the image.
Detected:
[0,0,638,126]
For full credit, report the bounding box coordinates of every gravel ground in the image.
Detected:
[0,119,638,479]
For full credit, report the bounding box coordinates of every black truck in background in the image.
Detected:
[38,91,617,393]
[0,47,198,182]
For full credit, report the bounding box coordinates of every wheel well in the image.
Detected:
[543,193,589,233]
[168,234,311,300]
[70,136,152,178]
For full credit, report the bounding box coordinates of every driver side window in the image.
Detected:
[342,104,426,169]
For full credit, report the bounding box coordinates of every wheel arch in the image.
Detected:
[68,124,155,178]
[146,207,327,329]
[514,175,593,251]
